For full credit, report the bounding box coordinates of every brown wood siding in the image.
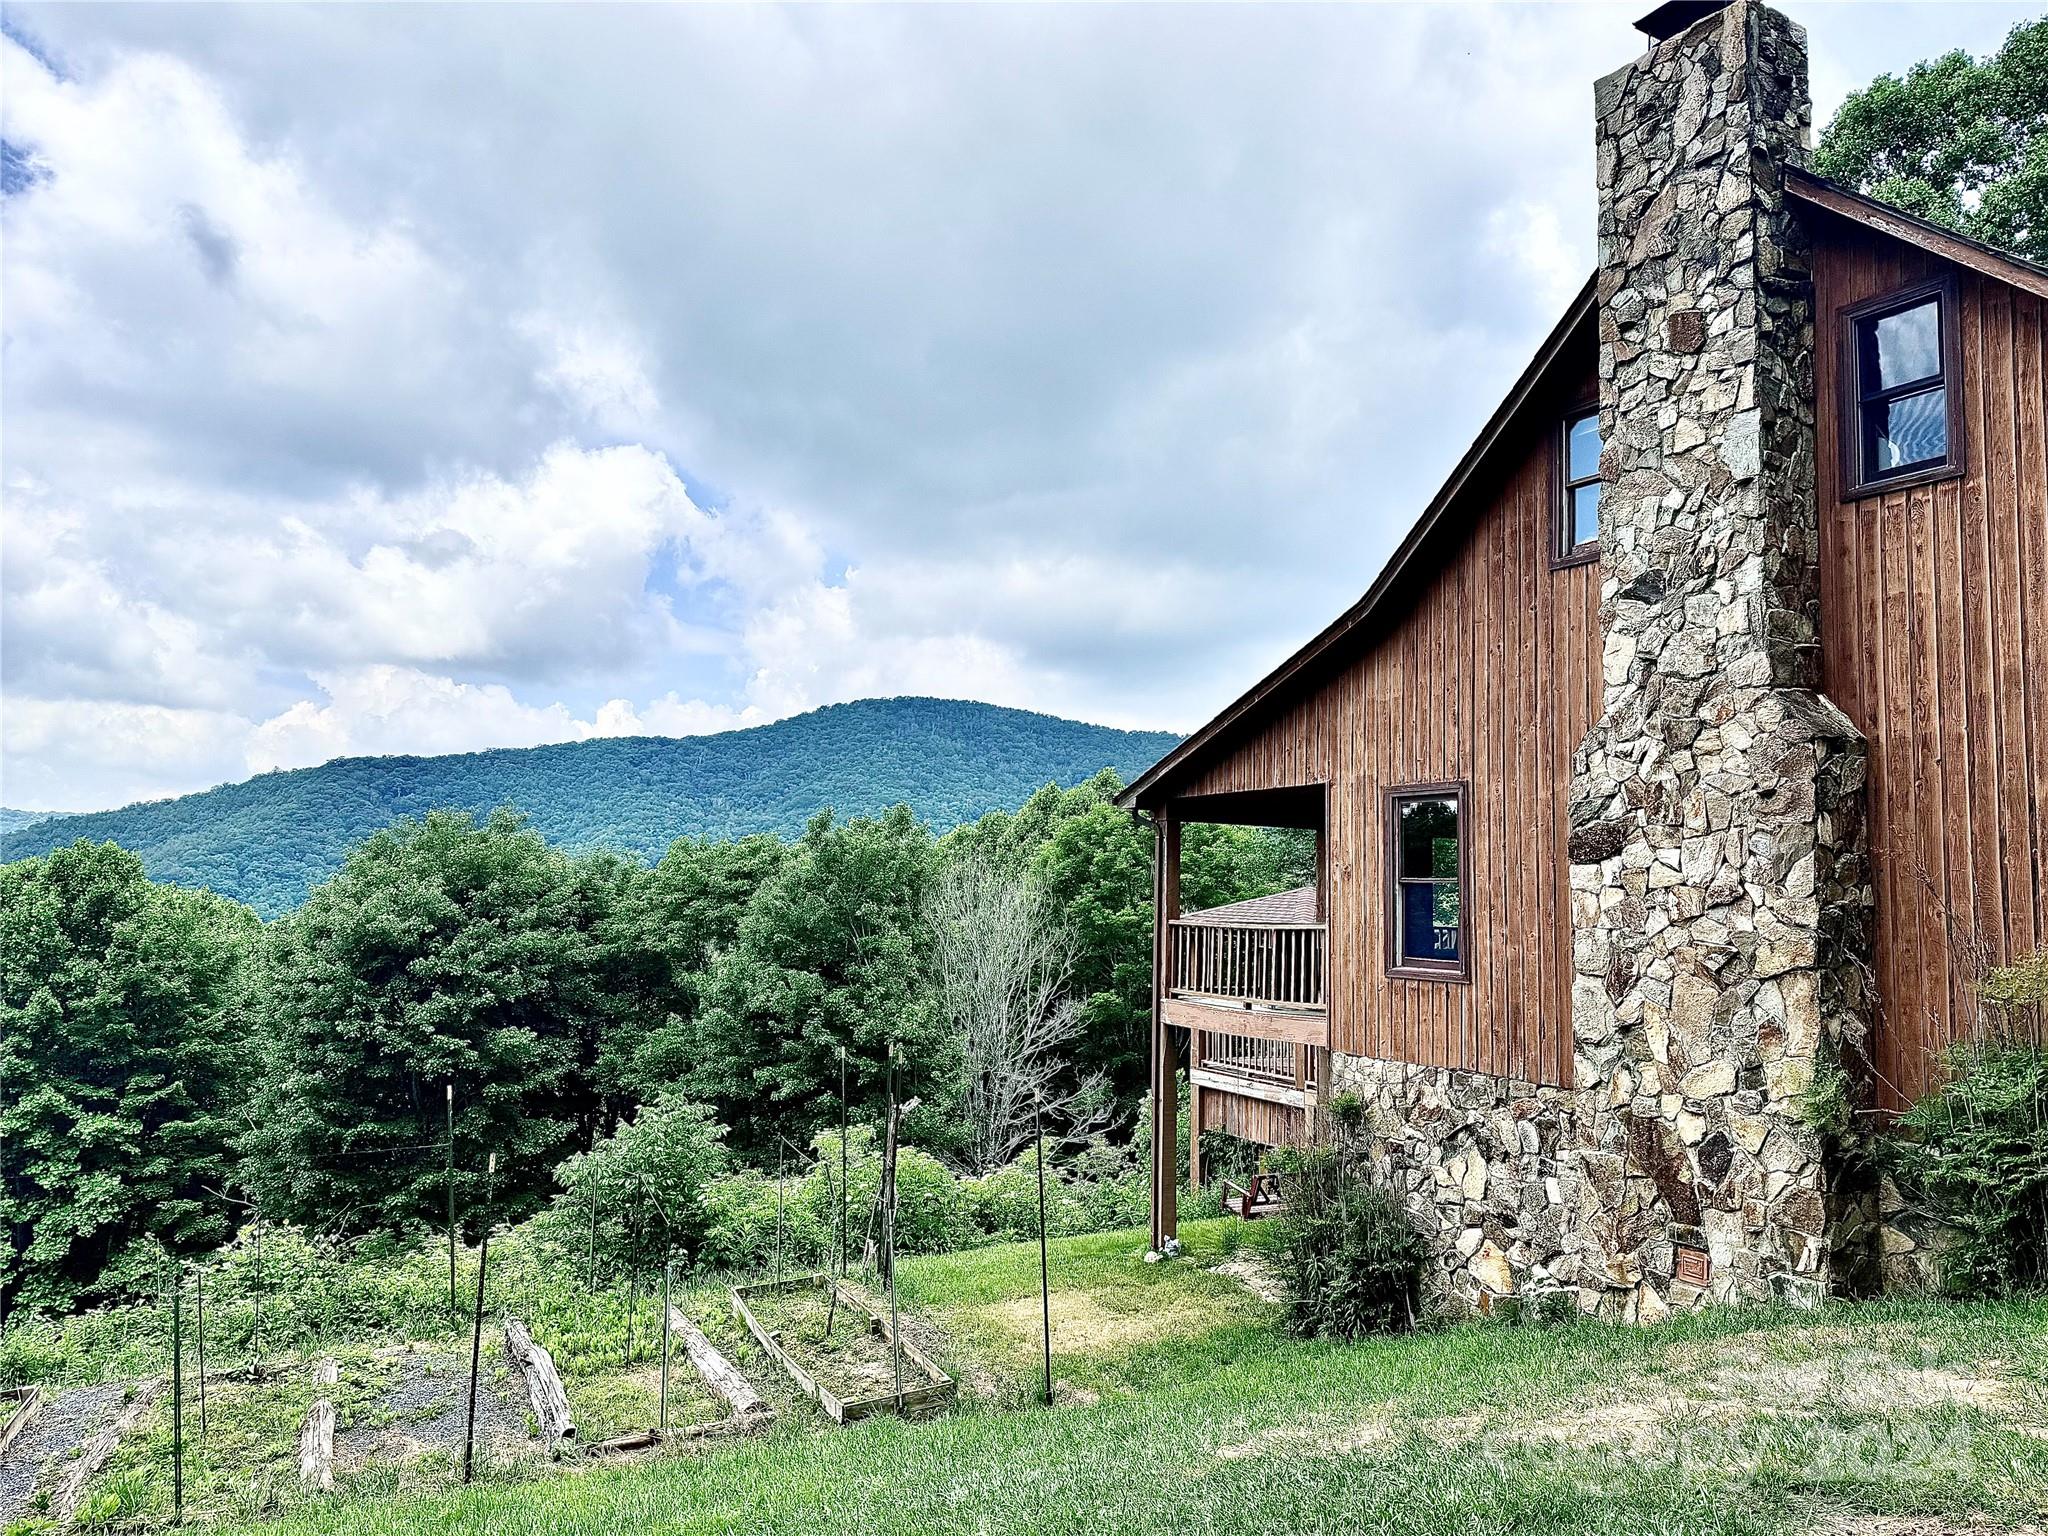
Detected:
[1197,1085,1305,1148]
[1173,361,1602,1085]
[1813,213,2048,1108]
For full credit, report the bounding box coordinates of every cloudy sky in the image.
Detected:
[0,1,2033,812]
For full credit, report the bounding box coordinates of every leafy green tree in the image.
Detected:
[241,809,612,1239]
[0,842,259,1317]
[552,1092,730,1276]
[689,807,949,1158]
[594,834,791,1109]
[1817,17,2048,263]
[938,769,1124,875]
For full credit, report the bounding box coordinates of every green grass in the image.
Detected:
[158,1219,2048,1536]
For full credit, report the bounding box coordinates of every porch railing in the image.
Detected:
[1167,920,1326,1012]
[1196,1030,1318,1091]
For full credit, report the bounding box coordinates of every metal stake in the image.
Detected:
[1036,1091,1053,1407]
[462,1153,496,1486]
[195,1265,208,1436]
[445,1084,457,1318]
[659,1260,672,1433]
[170,1265,184,1523]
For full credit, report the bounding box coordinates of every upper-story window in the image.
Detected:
[1385,783,1469,982]
[1840,276,1964,498]
[1556,406,1601,565]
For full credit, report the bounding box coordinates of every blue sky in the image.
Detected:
[1,1,2036,811]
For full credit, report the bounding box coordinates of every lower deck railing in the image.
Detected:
[1196,1030,1317,1094]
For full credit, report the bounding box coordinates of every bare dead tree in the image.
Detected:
[926,855,1109,1175]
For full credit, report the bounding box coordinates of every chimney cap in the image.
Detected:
[1634,1,1732,43]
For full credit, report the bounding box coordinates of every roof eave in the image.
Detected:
[1118,273,1598,812]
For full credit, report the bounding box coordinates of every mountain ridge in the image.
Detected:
[0,697,1182,917]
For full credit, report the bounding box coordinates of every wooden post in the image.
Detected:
[659,1261,672,1432]
[1150,809,1181,1252]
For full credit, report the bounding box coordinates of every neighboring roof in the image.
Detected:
[1119,273,1597,811]
[1179,885,1318,926]
[1785,167,2048,304]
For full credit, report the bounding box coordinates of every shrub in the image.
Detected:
[1891,1043,2048,1298]
[1269,1141,1426,1339]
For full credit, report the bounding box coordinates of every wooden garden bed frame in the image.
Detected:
[730,1273,954,1424]
[0,1385,43,1461]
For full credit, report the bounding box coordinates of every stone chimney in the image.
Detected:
[1565,0,1875,1313]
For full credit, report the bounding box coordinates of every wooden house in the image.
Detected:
[1120,0,2048,1313]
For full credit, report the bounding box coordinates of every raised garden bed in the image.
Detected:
[731,1275,953,1424]
[0,1386,41,1458]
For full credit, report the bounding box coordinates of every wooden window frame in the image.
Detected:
[1552,401,1602,570]
[1837,274,1965,501]
[1383,780,1472,983]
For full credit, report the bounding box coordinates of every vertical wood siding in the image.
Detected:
[1813,216,2048,1108]
[1173,362,1602,1085]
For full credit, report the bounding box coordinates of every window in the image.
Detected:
[1556,406,1601,565]
[1385,783,1469,980]
[1840,277,1963,498]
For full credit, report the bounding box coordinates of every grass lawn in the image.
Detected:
[160,1221,2048,1535]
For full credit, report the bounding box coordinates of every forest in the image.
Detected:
[0,768,1311,1321]
[0,699,1182,917]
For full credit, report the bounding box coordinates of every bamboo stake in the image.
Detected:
[1035,1093,1052,1408]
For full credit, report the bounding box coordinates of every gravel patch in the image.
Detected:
[337,1348,536,1474]
[0,1382,125,1523]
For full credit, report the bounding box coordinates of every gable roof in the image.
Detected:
[1121,174,2048,816]
[1119,274,1596,811]
[1785,167,2048,304]
[1178,884,1319,926]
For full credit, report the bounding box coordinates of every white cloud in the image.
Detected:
[1,3,2035,812]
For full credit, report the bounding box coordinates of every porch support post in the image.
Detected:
[1149,808,1181,1252]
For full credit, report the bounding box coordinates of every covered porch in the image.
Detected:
[1142,785,1328,1251]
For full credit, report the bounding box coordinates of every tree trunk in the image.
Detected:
[669,1307,766,1419]
[297,1358,338,1491]
[502,1316,575,1450]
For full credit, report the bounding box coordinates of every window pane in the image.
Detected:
[1864,384,1947,474]
[1401,881,1462,965]
[1397,795,1459,880]
[1862,299,1941,392]
[1571,482,1601,548]
[1567,411,1601,482]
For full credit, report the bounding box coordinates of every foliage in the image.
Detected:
[0,841,260,1317]
[1269,1125,1426,1339]
[1983,950,2048,1013]
[1891,1043,2048,1298]
[687,808,951,1159]
[1816,16,2048,264]
[551,1093,730,1275]
[592,835,791,1111]
[0,700,1182,917]
[239,810,610,1239]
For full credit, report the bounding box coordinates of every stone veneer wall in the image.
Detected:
[1562,0,1876,1311]
[1327,2,1881,1321]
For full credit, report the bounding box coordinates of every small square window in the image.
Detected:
[1556,407,1601,566]
[1385,784,1469,981]
[1840,278,1963,499]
